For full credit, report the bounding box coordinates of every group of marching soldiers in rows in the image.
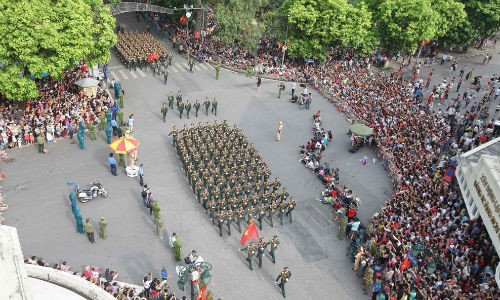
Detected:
[161,91,218,121]
[168,121,295,268]
[115,31,172,73]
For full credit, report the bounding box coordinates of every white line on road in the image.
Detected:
[175,63,184,71]
[110,71,118,80]
[199,64,208,70]
[118,70,129,80]
[136,69,146,77]
[171,66,179,73]
[129,71,138,79]
[194,65,201,71]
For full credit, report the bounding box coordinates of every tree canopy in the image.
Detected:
[0,0,116,100]
[214,0,268,54]
[277,0,375,61]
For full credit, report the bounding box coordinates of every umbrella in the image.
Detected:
[349,123,373,137]
[74,77,100,88]
[109,136,140,154]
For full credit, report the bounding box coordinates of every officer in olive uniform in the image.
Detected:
[178,101,185,119]
[278,82,285,98]
[257,237,267,268]
[84,218,95,243]
[185,100,192,119]
[240,242,257,270]
[267,235,280,263]
[203,97,211,116]
[99,217,107,239]
[215,62,221,80]
[167,92,174,109]
[161,103,168,122]
[88,122,96,140]
[188,59,195,72]
[163,69,169,85]
[216,211,225,236]
[275,267,292,298]
[194,99,201,118]
[211,97,218,116]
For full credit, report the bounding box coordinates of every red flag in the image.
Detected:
[399,256,410,272]
[197,286,207,300]
[180,15,187,24]
[240,220,259,245]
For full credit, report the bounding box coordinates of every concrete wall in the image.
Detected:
[24,264,115,300]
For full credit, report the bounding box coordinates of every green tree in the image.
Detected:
[214,0,268,54]
[278,0,375,61]
[0,0,116,101]
[375,0,439,53]
[463,0,500,47]
[432,0,466,38]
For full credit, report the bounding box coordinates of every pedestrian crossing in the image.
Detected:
[109,63,212,82]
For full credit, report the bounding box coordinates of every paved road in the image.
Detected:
[4,13,498,300]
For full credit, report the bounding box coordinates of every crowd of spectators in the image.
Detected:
[24,256,183,300]
[301,51,500,298]
[0,63,111,151]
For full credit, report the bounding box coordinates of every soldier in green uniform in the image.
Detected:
[278,81,285,98]
[168,92,175,109]
[338,216,347,240]
[278,200,287,225]
[225,209,232,236]
[161,103,168,122]
[211,97,218,116]
[99,113,106,131]
[275,267,292,298]
[168,126,178,147]
[235,207,244,233]
[256,237,267,268]
[215,62,221,80]
[163,69,169,85]
[168,54,173,66]
[83,218,95,243]
[176,91,183,109]
[99,217,107,239]
[287,197,296,223]
[188,59,194,73]
[185,100,192,119]
[363,266,374,294]
[194,99,201,118]
[203,97,211,116]
[257,205,267,230]
[88,122,96,140]
[267,235,279,263]
[268,201,276,227]
[240,242,257,270]
[178,101,185,119]
[208,199,217,224]
[216,211,225,237]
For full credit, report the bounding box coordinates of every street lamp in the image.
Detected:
[281,15,290,67]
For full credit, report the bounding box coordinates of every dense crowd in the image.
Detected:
[24,256,186,300]
[0,63,111,151]
[302,52,500,298]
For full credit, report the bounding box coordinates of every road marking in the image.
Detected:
[129,71,138,79]
[110,71,118,81]
[171,66,179,73]
[175,63,184,71]
[136,69,146,77]
[118,70,129,80]
[199,63,208,70]
[194,65,201,71]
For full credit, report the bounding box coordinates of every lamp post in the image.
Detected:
[180,4,205,44]
[281,15,290,67]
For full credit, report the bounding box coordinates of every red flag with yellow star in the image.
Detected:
[240,220,259,245]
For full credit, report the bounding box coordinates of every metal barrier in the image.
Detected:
[110,2,174,16]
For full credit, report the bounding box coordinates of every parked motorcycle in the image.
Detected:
[76,180,108,203]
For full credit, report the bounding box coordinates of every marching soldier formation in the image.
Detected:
[163,91,220,119]
[115,31,170,72]
[169,121,295,234]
